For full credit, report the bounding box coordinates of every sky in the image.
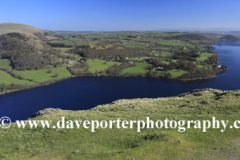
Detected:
[0,0,240,31]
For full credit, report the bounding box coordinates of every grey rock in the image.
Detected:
[178,140,182,143]
[30,108,59,118]
[49,108,57,111]
[179,88,214,97]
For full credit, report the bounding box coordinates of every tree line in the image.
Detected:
[68,44,149,59]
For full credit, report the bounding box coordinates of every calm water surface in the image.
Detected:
[1,41,240,121]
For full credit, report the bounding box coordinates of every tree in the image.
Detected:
[54,73,58,78]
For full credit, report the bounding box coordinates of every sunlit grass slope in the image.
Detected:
[0,71,34,84]
[14,67,72,83]
[1,89,240,159]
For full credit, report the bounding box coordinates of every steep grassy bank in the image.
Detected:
[1,89,240,159]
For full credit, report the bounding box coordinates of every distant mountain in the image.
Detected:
[230,31,240,34]
[0,22,43,39]
[155,28,240,32]
[220,35,240,41]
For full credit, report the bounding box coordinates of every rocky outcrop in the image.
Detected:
[30,108,61,118]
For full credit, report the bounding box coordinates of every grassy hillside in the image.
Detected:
[0,22,43,39]
[220,35,240,41]
[1,89,240,159]
[0,59,12,69]
[0,70,34,84]
[0,29,228,85]
[14,67,72,83]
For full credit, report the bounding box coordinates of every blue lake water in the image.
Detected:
[0,41,240,121]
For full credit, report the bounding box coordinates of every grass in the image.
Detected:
[160,51,172,56]
[14,67,72,83]
[1,89,240,159]
[53,47,70,53]
[197,65,213,69]
[0,22,43,39]
[125,42,148,48]
[86,59,121,73]
[75,40,99,45]
[121,63,149,74]
[197,65,205,69]
[158,40,189,46]
[50,40,75,45]
[0,70,34,84]
[168,69,188,78]
[0,59,12,69]
[196,53,212,61]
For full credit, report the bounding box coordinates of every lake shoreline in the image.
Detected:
[0,68,226,97]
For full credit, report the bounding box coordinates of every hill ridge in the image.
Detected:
[0,22,43,39]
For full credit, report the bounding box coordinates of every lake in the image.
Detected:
[1,41,240,121]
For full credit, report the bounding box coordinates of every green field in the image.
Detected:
[125,43,148,48]
[0,59,12,69]
[0,70,34,84]
[197,65,213,69]
[50,40,75,45]
[196,53,212,61]
[53,47,70,53]
[168,69,188,78]
[121,63,149,74]
[86,59,121,73]
[197,65,205,69]
[160,51,172,56]
[158,40,190,46]
[14,67,72,83]
[74,40,89,45]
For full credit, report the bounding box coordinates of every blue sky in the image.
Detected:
[0,0,240,31]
